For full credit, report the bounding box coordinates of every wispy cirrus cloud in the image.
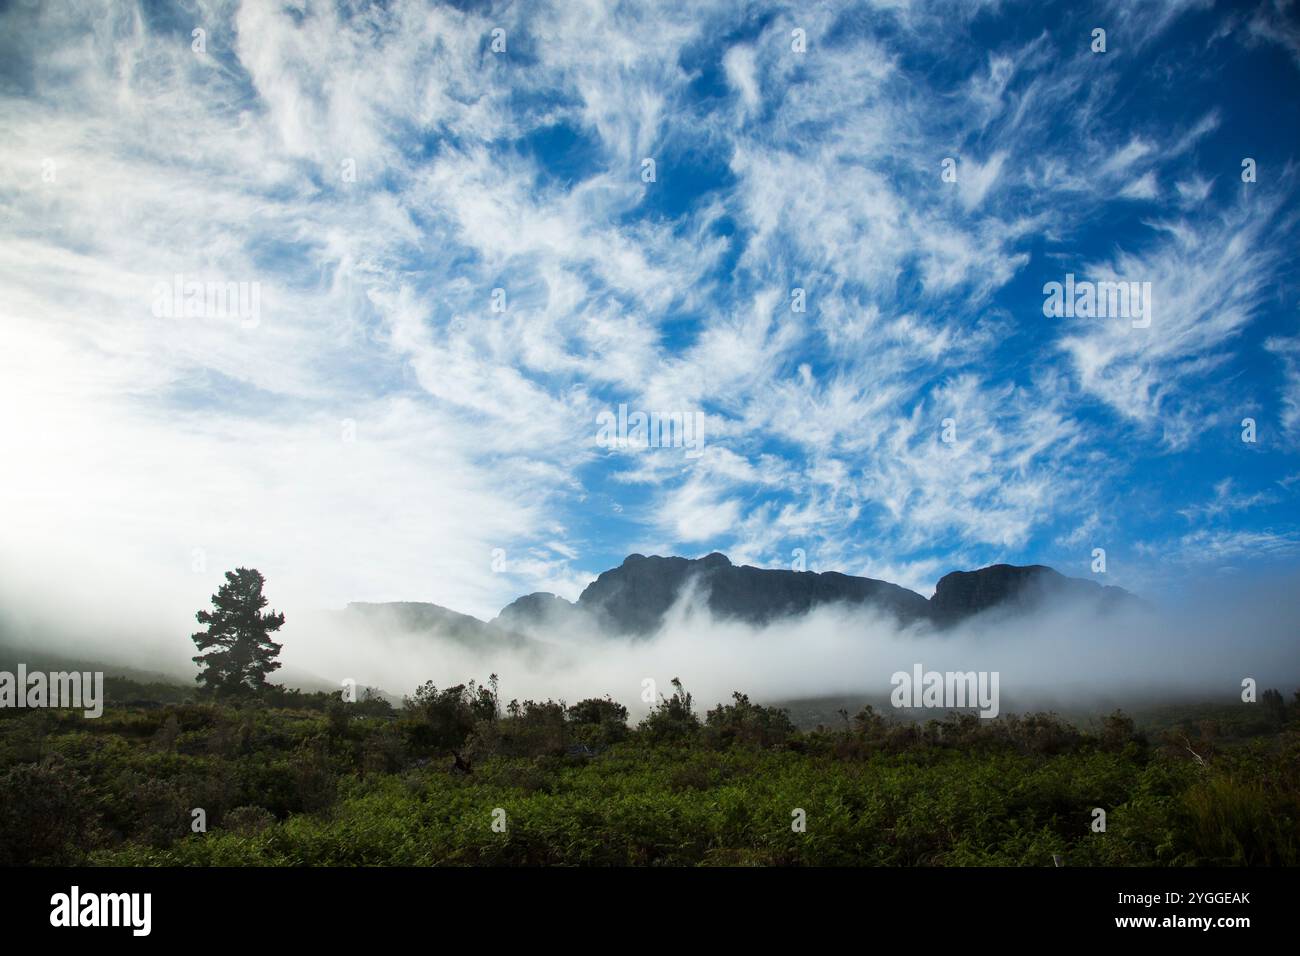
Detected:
[0,0,1298,649]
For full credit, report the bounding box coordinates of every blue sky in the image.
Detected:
[1,0,1299,624]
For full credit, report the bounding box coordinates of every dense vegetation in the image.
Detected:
[2,673,1296,866]
[4,571,1294,867]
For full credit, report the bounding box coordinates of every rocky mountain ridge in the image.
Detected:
[490,552,1138,639]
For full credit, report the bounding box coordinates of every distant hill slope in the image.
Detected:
[320,601,551,661]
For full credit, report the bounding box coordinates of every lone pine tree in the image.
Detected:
[191,567,285,697]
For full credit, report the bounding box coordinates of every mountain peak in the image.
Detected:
[339,554,1140,649]
[930,563,1137,624]
[499,553,1138,638]
[570,552,932,637]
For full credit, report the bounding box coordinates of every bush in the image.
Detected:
[11,681,1298,868]
[568,696,628,726]
[1181,773,1299,865]
[403,678,498,756]
[1099,710,1145,753]
[0,759,99,865]
[567,696,629,749]
[223,805,276,835]
[638,678,700,744]
[468,699,567,760]
[704,693,795,749]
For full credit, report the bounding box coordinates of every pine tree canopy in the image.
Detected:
[191,567,285,697]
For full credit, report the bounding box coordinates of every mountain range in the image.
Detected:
[331,553,1139,648]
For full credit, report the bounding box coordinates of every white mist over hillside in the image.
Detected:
[2,566,1297,717]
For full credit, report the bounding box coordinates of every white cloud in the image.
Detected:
[722,45,761,114]
[1266,334,1300,440]
[1057,189,1291,448]
[1120,171,1160,200]
[0,0,1295,649]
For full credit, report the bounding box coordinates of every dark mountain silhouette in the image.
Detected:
[493,553,1139,638]
[564,552,931,635]
[492,591,583,636]
[327,554,1138,646]
[928,564,1137,625]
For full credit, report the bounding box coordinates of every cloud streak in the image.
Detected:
[0,0,1298,643]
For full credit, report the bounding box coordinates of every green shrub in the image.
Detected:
[0,759,100,865]
[638,678,700,743]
